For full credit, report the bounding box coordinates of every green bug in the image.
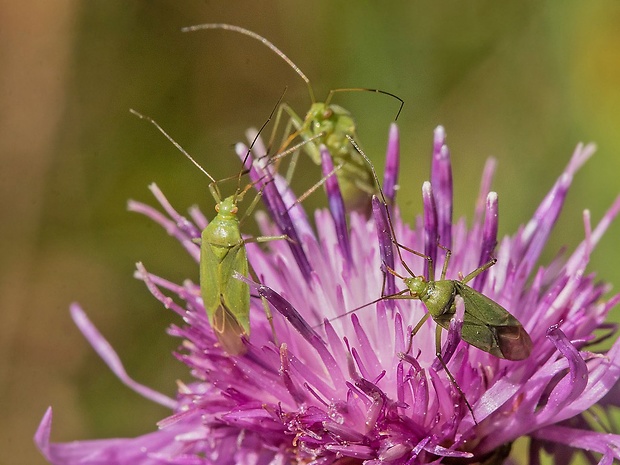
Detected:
[347,135,532,361]
[390,251,532,361]
[198,185,287,355]
[182,23,403,213]
[345,136,532,420]
[130,109,289,355]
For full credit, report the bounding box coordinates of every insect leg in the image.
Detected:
[288,162,344,210]
[276,104,306,150]
[436,243,452,280]
[433,324,477,423]
[243,235,292,245]
[261,295,277,346]
[406,312,431,354]
[279,104,321,182]
[247,266,279,347]
[392,240,434,279]
[263,103,299,165]
[461,258,497,284]
[238,186,265,225]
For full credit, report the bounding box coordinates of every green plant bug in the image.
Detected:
[130,108,292,355]
[130,104,339,355]
[181,23,404,213]
[389,251,533,361]
[342,136,533,421]
[347,135,533,362]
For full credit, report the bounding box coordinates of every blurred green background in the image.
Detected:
[2,2,620,464]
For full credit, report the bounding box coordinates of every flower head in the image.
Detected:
[37,124,620,464]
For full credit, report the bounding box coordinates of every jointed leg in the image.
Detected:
[242,234,292,245]
[433,324,477,423]
[461,258,497,284]
[393,240,434,279]
[247,266,278,347]
[406,312,431,354]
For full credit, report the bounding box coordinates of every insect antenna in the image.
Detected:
[131,85,290,209]
[182,23,318,160]
[325,88,404,121]
[182,25,404,157]
[345,135,419,278]
[182,23,315,104]
[129,108,225,198]
[346,135,477,421]
[233,87,289,204]
[315,288,411,328]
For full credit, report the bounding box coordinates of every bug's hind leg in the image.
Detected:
[433,323,477,424]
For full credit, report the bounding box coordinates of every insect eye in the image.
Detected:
[215,204,220,212]
[323,108,333,119]
[231,206,238,214]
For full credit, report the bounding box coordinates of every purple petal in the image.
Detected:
[383,123,400,205]
[539,325,588,420]
[372,196,396,300]
[70,304,176,409]
[35,407,200,465]
[515,143,596,284]
[235,141,314,278]
[532,425,620,460]
[320,144,352,262]
[473,158,496,228]
[235,272,324,347]
[422,181,438,279]
[475,191,498,291]
[430,126,453,250]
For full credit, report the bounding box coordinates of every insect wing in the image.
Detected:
[200,236,222,318]
[456,282,532,360]
[212,304,247,355]
[220,243,251,334]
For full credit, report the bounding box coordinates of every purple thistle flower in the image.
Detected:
[36,126,620,464]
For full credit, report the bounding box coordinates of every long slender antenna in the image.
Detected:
[326,88,405,121]
[129,87,304,203]
[316,289,411,327]
[182,23,315,103]
[130,109,217,184]
[131,84,290,203]
[346,135,414,277]
[237,87,288,195]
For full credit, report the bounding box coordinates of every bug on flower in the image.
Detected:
[348,135,533,361]
[182,23,404,213]
[129,109,292,355]
[391,248,533,360]
[130,102,340,354]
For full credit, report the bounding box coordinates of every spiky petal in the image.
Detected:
[36,126,620,465]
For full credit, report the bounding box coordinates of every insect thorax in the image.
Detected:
[306,103,355,158]
[403,277,458,319]
[203,214,242,253]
